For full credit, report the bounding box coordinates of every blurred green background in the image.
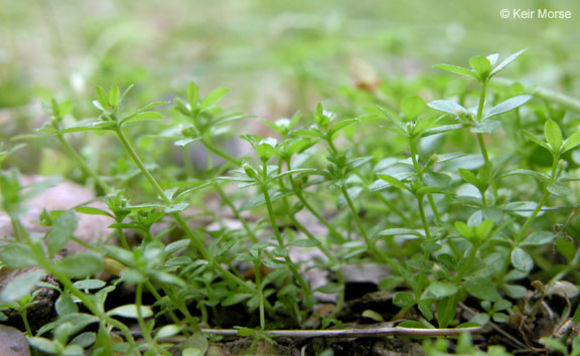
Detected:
[2,0,578,111]
[1,0,579,176]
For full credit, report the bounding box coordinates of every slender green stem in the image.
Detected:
[480,188,487,207]
[476,134,490,167]
[551,247,580,282]
[144,282,186,331]
[455,242,480,282]
[9,214,27,243]
[426,195,441,223]
[474,80,498,201]
[476,81,487,122]
[287,173,344,243]
[19,310,32,337]
[202,138,242,166]
[56,133,111,194]
[288,213,345,316]
[254,256,266,330]
[135,283,157,351]
[409,136,441,222]
[116,226,129,249]
[341,185,376,257]
[115,125,260,300]
[26,236,137,350]
[514,156,558,244]
[114,126,209,259]
[261,161,311,296]
[114,128,169,204]
[375,192,411,225]
[215,183,259,243]
[416,196,432,241]
[514,192,550,244]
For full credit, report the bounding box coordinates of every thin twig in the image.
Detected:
[199,326,483,338]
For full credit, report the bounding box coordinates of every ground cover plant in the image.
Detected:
[1,46,580,356]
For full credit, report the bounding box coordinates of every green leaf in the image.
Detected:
[465,276,501,302]
[544,120,563,152]
[475,220,494,240]
[164,239,191,254]
[454,221,473,239]
[437,296,457,328]
[522,231,555,246]
[75,206,113,218]
[377,228,423,237]
[56,252,103,278]
[485,95,532,118]
[221,293,252,306]
[490,49,526,77]
[73,279,106,290]
[118,84,135,107]
[47,210,78,257]
[563,130,580,153]
[393,292,415,308]
[27,337,58,354]
[288,239,320,247]
[522,131,551,151]
[427,100,467,116]
[547,181,572,197]
[469,56,492,80]
[155,324,182,339]
[187,82,199,109]
[470,120,501,134]
[511,247,534,272]
[470,313,490,326]
[540,337,567,354]
[504,201,539,218]
[503,284,528,299]
[401,96,425,120]
[0,270,44,304]
[121,111,163,125]
[397,320,429,329]
[56,294,78,315]
[93,86,109,112]
[108,85,120,108]
[377,174,407,190]
[70,331,95,348]
[434,64,478,79]
[422,281,458,300]
[316,283,344,294]
[458,169,479,187]
[557,237,575,262]
[0,243,37,268]
[153,271,186,288]
[362,309,384,322]
[107,304,153,319]
[200,88,228,109]
[183,333,209,356]
[60,120,117,133]
[330,119,357,136]
[416,186,442,195]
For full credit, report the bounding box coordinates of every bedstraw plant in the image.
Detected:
[1,50,580,355]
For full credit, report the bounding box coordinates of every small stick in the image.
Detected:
[200,326,483,338]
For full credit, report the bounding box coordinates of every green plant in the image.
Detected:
[1,49,580,354]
